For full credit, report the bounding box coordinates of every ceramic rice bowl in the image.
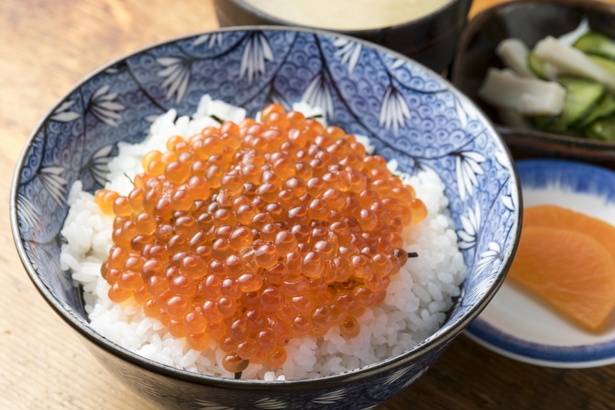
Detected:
[11,27,520,409]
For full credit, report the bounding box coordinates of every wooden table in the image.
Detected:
[2,0,615,408]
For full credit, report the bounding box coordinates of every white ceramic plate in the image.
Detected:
[465,159,615,368]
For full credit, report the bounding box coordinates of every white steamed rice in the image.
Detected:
[60,95,467,381]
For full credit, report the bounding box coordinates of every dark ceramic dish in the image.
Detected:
[213,0,473,73]
[11,27,520,409]
[450,0,615,161]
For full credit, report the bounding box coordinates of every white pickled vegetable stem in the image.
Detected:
[558,17,590,46]
[478,68,566,116]
[496,38,534,77]
[534,36,615,92]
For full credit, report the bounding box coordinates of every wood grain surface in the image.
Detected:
[2,0,615,409]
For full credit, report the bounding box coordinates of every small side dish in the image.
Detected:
[509,205,615,332]
[466,159,615,368]
[479,22,615,141]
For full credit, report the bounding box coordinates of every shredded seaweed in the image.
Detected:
[234,372,242,380]
[408,252,418,258]
[210,114,224,124]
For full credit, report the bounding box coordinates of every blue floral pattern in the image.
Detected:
[12,28,521,409]
[84,337,450,410]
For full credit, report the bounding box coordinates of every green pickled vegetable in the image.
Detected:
[558,76,604,126]
[574,32,615,61]
[528,51,550,80]
[486,31,615,142]
[586,115,615,141]
[528,115,568,134]
[578,92,615,127]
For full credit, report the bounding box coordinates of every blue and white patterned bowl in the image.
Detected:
[468,159,615,369]
[11,27,521,409]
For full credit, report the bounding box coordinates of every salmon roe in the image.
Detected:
[97,104,426,372]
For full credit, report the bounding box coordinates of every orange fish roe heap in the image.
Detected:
[97,103,427,372]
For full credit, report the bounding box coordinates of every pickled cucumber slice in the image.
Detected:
[558,76,604,125]
[586,115,615,141]
[574,32,615,61]
[528,51,550,80]
[579,92,615,127]
[529,115,568,134]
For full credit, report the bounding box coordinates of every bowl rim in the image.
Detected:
[450,0,615,155]
[220,0,471,34]
[11,24,521,390]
